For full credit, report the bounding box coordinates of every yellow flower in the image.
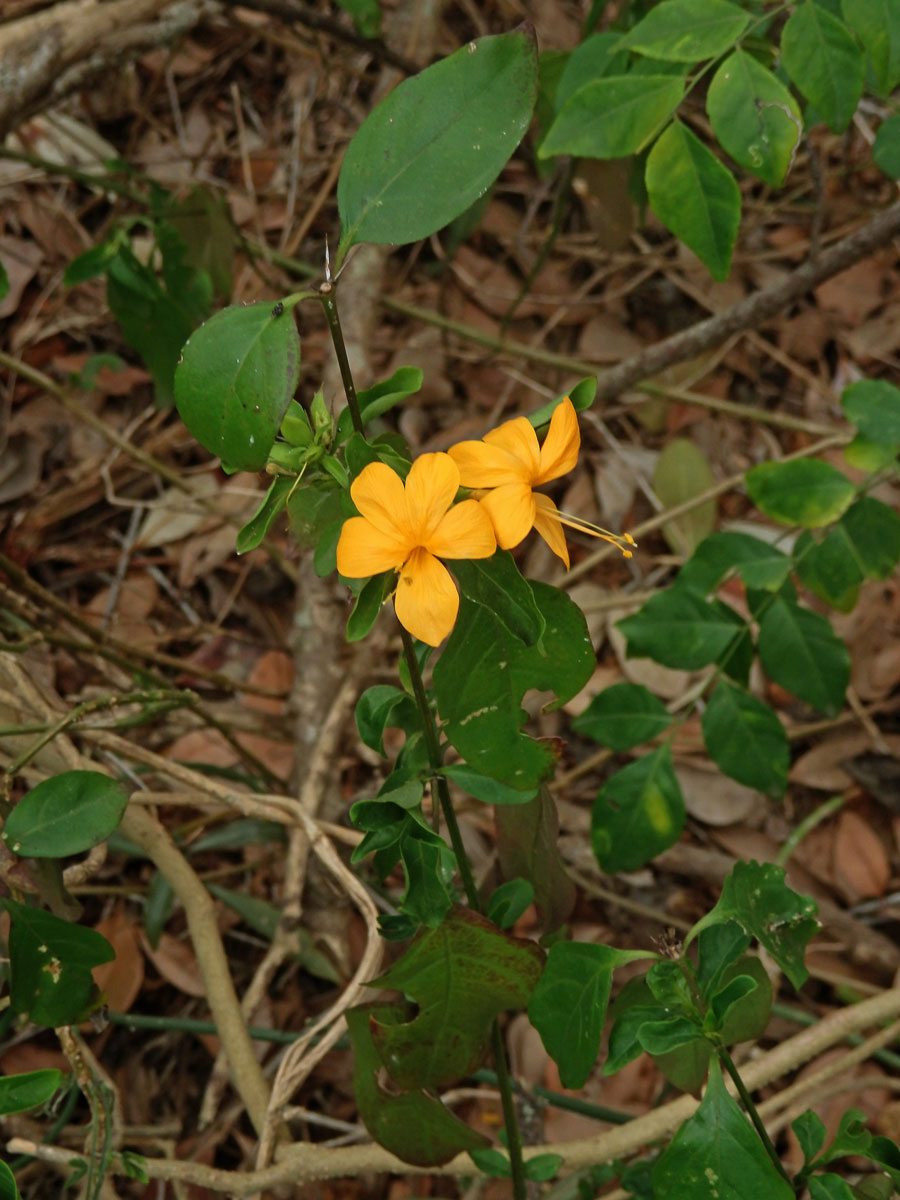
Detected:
[336,453,496,646]
[448,397,635,568]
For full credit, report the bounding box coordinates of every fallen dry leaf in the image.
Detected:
[832,809,890,901]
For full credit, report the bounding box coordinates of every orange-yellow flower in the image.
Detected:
[448,397,634,568]
[336,453,496,647]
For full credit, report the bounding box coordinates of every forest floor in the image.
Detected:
[1,1,899,1198]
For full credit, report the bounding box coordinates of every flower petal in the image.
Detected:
[533,493,569,568]
[483,416,541,479]
[404,452,459,542]
[480,482,536,550]
[337,517,410,578]
[448,438,527,489]
[535,397,580,485]
[395,547,459,646]
[427,499,496,560]
[349,462,409,538]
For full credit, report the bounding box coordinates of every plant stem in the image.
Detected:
[775,794,844,868]
[398,628,528,1200]
[318,280,364,434]
[718,1047,793,1188]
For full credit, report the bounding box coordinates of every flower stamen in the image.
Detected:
[550,511,636,558]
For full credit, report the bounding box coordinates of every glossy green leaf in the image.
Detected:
[540,75,684,159]
[398,835,453,928]
[794,527,863,612]
[757,594,850,715]
[653,1059,794,1200]
[679,531,793,594]
[820,1107,873,1164]
[346,571,395,641]
[653,437,717,555]
[525,1154,564,1182]
[701,680,789,798]
[369,907,543,1089]
[746,458,856,528]
[494,785,576,934]
[485,878,534,929]
[435,584,594,790]
[707,51,802,186]
[235,476,294,553]
[617,586,747,670]
[0,1069,62,1116]
[0,1161,18,1200]
[470,1148,512,1177]
[697,921,751,995]
[687,860,818,989]
[605,1000,668,1075]
[175,301,301,471]
[874,111,900,177]
[555,33,628,110]
[355,684,418,756]
[868,1135,900,1186]
[793,1109,828,1168]
[3,770,129,858]
[809,1176,856,1200]
[623,0,750,61]
[843,432,898,471]
[709,963,767,1034]
[335,365,424,442]
[841,0,900,93]
[592,745,685,873]
[347,1003,489,1166]
[529,942,655,1088]
[526,378,596,429]
[337,29,538,258]
[781,1,865,133]
[3,898,114,1026]
[646,120,741,281]
[64,238,121,285]
[573,682,672,751]
[452,551,545,645]
[638,1014,701,1056]
[841,496,900,579]
[441,763,536,805]
[840,378,900,446]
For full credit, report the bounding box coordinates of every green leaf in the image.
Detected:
[175,301,301,471]
[745,458,856,528]
[64,238,121,286]
[369,907,544,1089]
[452,551,545,645]
[494,785,576,934]
[355,685,418,757]
[638,1015,701,1056]
[573,682,672,751]
[346,571,395,641]
[337,29,538,257]
[144,871,174,948]
[398,835,453,928]
[335,0,381,38]
[540,75,685,159]
[555,33,628,111]
[166,186,236,301]
[841,0,900,93]
[781,1,865,134]
[840,379,900,446]
[336,365,424,442]
[0,1160,18,1200]
[867,1135,900,1187]
[757,595,850,715]
[0,1069,62,1116]
[526,378,597,429]
[3,770,129,858]
[617,586,748,670]
[486,878,534,929]
[605,1000,669,1075]
[843,432,899,471]
[792,1109,828,1168]
[686,860,818,989]
[470,1148,512,1177]
[821,1107,873,1164]
[678,531,793,594]
[873,111,900,177]
[528,942,655,1088]
[592,745,685,872]
[652,1059,795,1200]
[842,496,900,579]
[701,680,790,798]
[441,764,536,805]
[2,898,114,1026]
[235,476,294,554]
[706,50,802,186]
[622,0,750,62]
[525,1154,564,1182]
[794,527,863,612]
[809,1177,857,1200]
[435,584,594,790]
[189,818,285,853]
[646,120,741,281]
[653,437,717,555]
[697,922,751,996]
[347,1003,489,1166]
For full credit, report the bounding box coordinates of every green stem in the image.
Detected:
[318,280,364,434]
[398,628,527,1200]
[718,1047,793,1188]
[775,794,844,868]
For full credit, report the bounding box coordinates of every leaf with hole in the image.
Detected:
[707,51,802,186]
